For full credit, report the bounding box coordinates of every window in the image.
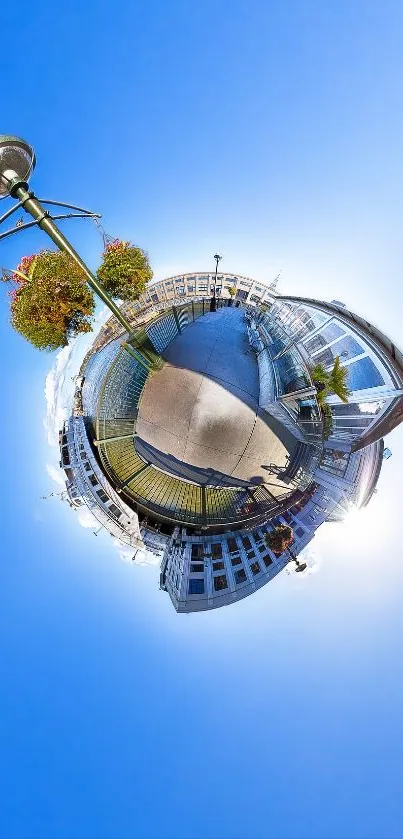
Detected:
[250,561,261,575]
[227,537,238,553]
[211,543,223,559]
[242,536,252,550]
[331,400,386,417]
[97,489,109,503]
[320,449,350,476]
[258,544,266,553]
[305,321,345,354]
[295,527,305,538]
[190,563,204,573]
[89,474,98,486]
[335,417,371,428]
[191,544,203,559]
[275,348,309,395]
[247,550,255,559]
[234,568,247,584]
[263,554,273,567]
[188,579,204,595]
[344,356,384,391]
[214,574,228,591]
[315,334,364,368]
[151,294,159,303]
[213,561,224,571]
[109,504,122,518]
[231,556,242,566]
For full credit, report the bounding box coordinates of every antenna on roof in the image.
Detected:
[40,490,67,501]
[269,271,282,291]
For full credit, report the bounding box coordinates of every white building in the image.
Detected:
[62,274,403,612]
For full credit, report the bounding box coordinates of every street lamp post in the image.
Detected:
[287,547,307,573]
[0,135,133,335]
[210,252,221,312]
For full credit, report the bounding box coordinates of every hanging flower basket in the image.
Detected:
[7,249,95,351]
[96,239,153,302]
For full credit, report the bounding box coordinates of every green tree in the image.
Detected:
[97,239,152,302]
[321,402,334,440]
[310,362,330,405]
[328,355,349,403]
[311,357,350,405]
[8,250,94,351]
[227,285,236,298]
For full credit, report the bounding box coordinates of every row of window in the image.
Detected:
[78,439,125,524]
[187,554,274,596]
[182,508,314,598]
[148,279,270,303]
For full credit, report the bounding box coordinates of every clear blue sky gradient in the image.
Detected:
[1,2,403,837]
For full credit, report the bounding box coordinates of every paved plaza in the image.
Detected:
[136,308,297,493]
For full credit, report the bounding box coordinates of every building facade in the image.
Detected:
[59,272,403,612]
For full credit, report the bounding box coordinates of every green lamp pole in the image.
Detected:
[0,135,133,334]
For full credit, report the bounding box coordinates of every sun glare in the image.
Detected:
[334,504,382,552]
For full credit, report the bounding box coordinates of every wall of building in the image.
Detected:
[60,417,142,549]
[62,279,399,612]
[270,297,403,450]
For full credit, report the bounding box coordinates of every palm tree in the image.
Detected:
[310,362,330,405]
[328,355,349,403]
[310,357,350,404]
[321,402,334,440]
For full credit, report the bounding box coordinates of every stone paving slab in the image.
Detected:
[186,376,257,455]
[135,418,186,462]
[137,366,202,440]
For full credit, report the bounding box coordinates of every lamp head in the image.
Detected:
[295,562,307,573]
[0,135,36,198]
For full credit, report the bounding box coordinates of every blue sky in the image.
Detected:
[1,1,403,837]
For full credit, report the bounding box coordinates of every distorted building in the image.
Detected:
[59,273,403,611]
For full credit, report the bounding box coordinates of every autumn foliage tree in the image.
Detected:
[7,251,95,351]
[265,525,294,556]
[96,239,152,301]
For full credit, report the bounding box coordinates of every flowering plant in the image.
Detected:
[96,239,152,301]
[8,249,94,351]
